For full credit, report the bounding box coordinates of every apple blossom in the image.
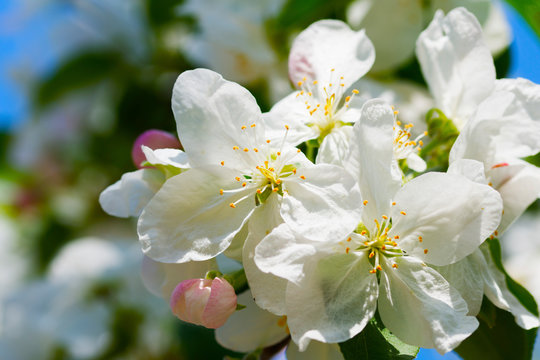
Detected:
[254,100,503,354]
[170,277,237,329]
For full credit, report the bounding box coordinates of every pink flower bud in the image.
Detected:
[170,277,237,329]
[131,129,182,169]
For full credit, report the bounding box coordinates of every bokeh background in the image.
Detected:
[1,0,539,359]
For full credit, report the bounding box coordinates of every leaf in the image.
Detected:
[339,314,419,360]
[36,51,123,107]
[504,1,540,40]
[455,238,539,360]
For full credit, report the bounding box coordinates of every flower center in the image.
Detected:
[392,113,427,161]
[296,69,360,139]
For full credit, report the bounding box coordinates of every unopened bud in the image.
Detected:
[131,129,182,168]
[170,277,237,329]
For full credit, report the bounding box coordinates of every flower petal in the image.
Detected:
[99,169,165,218]
[286,341,344,360]
[281,164,362,241]
[348,99,401,223]
[215,291,287,353]
[243,195,288,315]
[141,146,190,168]
[286,253,378,351]
[447,158,488,184]
[288,20,374,90]
[138,167,255,263]
[416,7,495,127]
[391,172,502,266]
[378,256,478,354]
[480,244,540,329]
[171,68,263,169]
[315,125,354,167]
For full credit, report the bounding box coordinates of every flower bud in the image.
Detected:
[170,277,237,329]
[131,129,182,168]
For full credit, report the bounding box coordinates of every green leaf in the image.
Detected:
[36,51,123,107]
[456,238,539,360]
[339,315,419,360]
[504,1,540,40]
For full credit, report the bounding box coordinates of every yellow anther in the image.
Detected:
[242,182,247,187]
[273,188,279,192]
[363,200,368,206]
[254,148,259,152]
[277,316,287,327]
[392,202,396,206]
[345,247,350,254]
[392,263,398,268]
[340,76,344,79]
[347,237,352,242]
[369,269,377,274]
[382,215,388,220]
[266,139,271,143]
[276,179,281,184]
[394,110,399,115]
[243,148,249,152]
[277,152,281,156]
[256,189,262,194]
[219,189,224,195]
[241,125,247,130]
[376,265,382,271]
[381,245,386,250]
[233,146,239,150]
[424,249,429,254]
[251,124,256,128]
[361,231,367,236]
[494,230,499,236]
[313,80,318,85]
[345,96,351,102]
[394,235,399,239]
[220,161,225,166]
[309,108,318,115]
[308,92,312,96]
[300,175,306,180]
[292,168,297,174]
[229,203,236,208]
[400,211,407,215]
[369,251,375,259]
[331,68,335,72]
[352,89,359,94]
[424,131,428,136]
[419,140,424,146]
[297,81,303,86]
[418,236,423,242]
[392,242,397,247]
[235,177,241,181]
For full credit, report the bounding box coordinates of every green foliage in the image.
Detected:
[455,238,539,360]
[339,314,419,360]
[419,108,459,171]
[36,51,124,108]
[504,1,540,39]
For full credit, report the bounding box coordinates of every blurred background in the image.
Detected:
[0,0,539,359]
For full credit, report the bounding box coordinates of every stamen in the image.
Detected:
[363,200,368,206]
[400,211,407,215]
[219,189,224,195]
[220,161,224,166]
[424,249,428,254]
[233,146,239,150]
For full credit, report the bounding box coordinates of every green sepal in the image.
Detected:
[455,238,539,360]
[339,313,419,360]
[205,270,223,280]
[236,303,247,311]
[223,268,249,295]
[419,108,459,171]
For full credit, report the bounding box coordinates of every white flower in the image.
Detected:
[417,7,540,232]
[138,68,362,264]
[347,0,510,72]
[254,100,503,354]
[264,20,375,152]
[432,159,540,330]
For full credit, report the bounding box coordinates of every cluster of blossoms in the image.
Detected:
[100,7,540,358]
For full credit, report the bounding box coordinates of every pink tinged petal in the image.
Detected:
[416,8,495,126]
[378,256,479,354]
[216,291,287,353]
[243,195,288,315]
[132,129,182,168]
[390,172,502,266]
[170,277,237,329]
[141,255,217,299]
[489,161,540,233]
[99,169,165,218]
[286,254,378,351]
[171,68,263,170]
[281,164,362,242]
[138,167,255,263]
[288,20,374,90]
[348,99,401,223]
[479,244,540,329]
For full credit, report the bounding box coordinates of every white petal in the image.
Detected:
[391,172,502,266]
[447,158,488,184]
[138,167,255,263]
[140,255,217,299]
[243,195,288,315]
[315,125,354,167]
[480,244,540,329]
[99,169,165,218]
[281,164,362,241]
[416,7,495,127]
[286,341,344,360]
[171,68,263,169]
[141,146,190,168]
[215,291,287,353]
[406,153,427,173]
[263,92,320,146]
[286,254,378,351]
[489,161,540,233]
[348,99,401,223]
[378,256,478,354]
[288,20,374,90]
[433,250,487,316]
[347,0,422,72]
